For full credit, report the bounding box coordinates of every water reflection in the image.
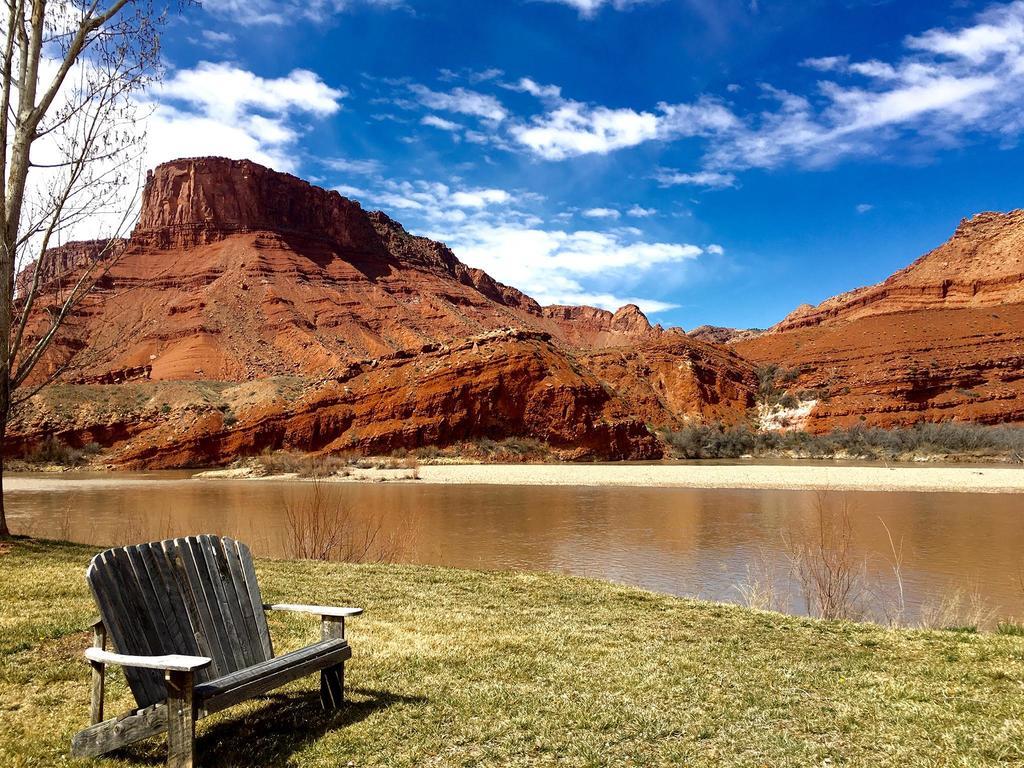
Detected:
[6,473,1023,623]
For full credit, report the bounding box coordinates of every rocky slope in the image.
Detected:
[736,211,1024,430]
[687,325,764,345]
[10,330,662,464]
[11,157,756,465]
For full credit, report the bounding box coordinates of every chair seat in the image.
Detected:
[196,638,351,713]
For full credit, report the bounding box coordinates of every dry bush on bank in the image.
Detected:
[784,493,867,621]
[734,550,789,614]
[283,479,412,563]
[662,422,1024,461]
[919,585,997,632]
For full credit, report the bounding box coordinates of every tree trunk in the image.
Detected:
[0,421,9,539]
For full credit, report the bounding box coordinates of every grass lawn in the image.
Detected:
[2,540,1024,766]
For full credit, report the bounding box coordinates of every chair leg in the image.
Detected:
[321,616,346,709]
[320,663,344,709]
[165,670,196,768]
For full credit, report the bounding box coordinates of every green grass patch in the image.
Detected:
[2,539,1024,766]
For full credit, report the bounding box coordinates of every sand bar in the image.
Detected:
[5,463,1023,494]
[412,463,1024,494]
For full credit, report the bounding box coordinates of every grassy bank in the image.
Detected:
[3,540,1024,766]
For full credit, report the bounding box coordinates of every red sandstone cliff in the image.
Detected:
[9,157,757,464]
[737,211,1024,430]
[772,210,1024,332]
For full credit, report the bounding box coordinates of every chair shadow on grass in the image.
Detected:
[116,687,426,767]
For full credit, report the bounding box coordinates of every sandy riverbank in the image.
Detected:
[410,463,1024,493]
[186,462,1024,494]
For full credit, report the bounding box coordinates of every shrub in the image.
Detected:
[661,422,1024,461]
[25,437,86,467]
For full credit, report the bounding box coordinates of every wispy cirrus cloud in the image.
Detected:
[653,169,737,189]
[201,0,407,25]
[386,2,1024,184]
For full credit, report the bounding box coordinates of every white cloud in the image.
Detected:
[512,102,660,159]
[856,203,873,214]
[421,114,463,132]
[537,0,660,19]
[511,97,737,160]
[334,166,697,314]
[654,169,737,188]
[583,207,620,219]
[906,5,1024,63]
[409,85,508,123]
[504,77,563,100]
[802,55,849,72]
[436,222,698,311]
[706,243,725,255]
[323,157,382,175]
[159,62,345,121]
[627,205,656,217]
[703,2,1024,172]
[202,0,406,25]
[147,62,345,173]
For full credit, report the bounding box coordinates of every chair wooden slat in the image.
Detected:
[175,537,232,677]
[162,539,218,676]
[234,539,274,659]
[94,550,164,706]
[220,537,269,665]
[136,544,206,682]
[204,536,256,670]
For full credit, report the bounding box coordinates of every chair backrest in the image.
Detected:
[86,535,274,708]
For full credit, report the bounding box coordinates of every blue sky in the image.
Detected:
[145,0,1024,329]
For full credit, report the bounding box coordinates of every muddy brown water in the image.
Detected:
[5,471,1023,625]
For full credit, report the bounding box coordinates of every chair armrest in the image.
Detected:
[84,647,212,672]
[263,603,364,618]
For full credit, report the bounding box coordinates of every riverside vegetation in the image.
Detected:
[3,539,1024,767]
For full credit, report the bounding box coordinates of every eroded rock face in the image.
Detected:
[687,325,765,345]
[540,304,671,348]
[737,211,1024,430]
[773,210,1024,332]
[134,157,386,254]
[12,330,664,465]
[581,337,758,428]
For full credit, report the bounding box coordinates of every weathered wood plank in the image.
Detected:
[175,537,230,677]
[221,537,268,665]
[109,547,168,706]
[71,702,168,758]
[85,647,211,672]
[266,604,364,618]
[165,670,196,768]
[209,536,259,669]
[198,641,351,716]
[163,539,218,678]
[89,551,162,707]
[234,539,274,659]
[136,544,199,668]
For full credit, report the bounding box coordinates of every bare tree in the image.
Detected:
[0,1,172,538]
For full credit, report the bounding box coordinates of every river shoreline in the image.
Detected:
[4,460,1022,493]
[131,461,1024,493]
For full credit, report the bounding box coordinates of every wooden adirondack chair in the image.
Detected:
[70,535,363,768]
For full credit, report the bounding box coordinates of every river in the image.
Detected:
[5,471,1023,625]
